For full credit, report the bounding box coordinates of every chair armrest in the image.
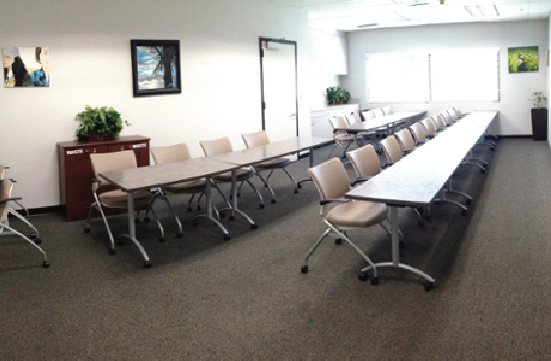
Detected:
[382,163,393,169]
[0,196,22,205]
[350,177,372,187]
[403,149,414,155]
[320,197,350,206]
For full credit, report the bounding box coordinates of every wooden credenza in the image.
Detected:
[57,135,150,221]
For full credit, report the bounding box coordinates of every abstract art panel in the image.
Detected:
[3,46,50,87]
[131,39,181,97]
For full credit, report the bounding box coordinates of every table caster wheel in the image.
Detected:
[229,216,235,221]
[144,261,152,268]
[108,248,115,255]
[358,272,369,281]
[466,198,472,205]
[84,227,90,233]
[418,220,424,227]
[423,281,434,291]
[250,223,258,230]
[223,234,231,241]
[42,261,50,268]
[259,204,265,209]
[461,208,467,216]
[176,232,183,238]
[334,238,342,245]
[301,265,308,274]
[158,237,165,242]
[271,199,277,204]
[34,238,43,245]
[370,276,379,285]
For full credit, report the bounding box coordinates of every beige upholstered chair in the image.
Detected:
[410,122,427,145]
[199,136,265,209]
[361,110,375,122]
[327,115,355,160]
[433,114,447,131]
[0,179,49,268]
[241,131,298,203]
[301,157,390,284]
[347,144,382,185]
[381,106,393,115]
[421,117,438,138]
[86,150,164,257]
[371,107,385,117]
[346,111,377,147]
[0,165,36,239]
[395,128,416,154]
[379,135,402,167]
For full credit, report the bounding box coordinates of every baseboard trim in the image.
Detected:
[496,135,533,139]
[10,205,63,217]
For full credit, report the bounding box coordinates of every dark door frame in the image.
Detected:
[259,37,298,135]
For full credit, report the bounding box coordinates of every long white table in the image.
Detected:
[335,110,427,135]
[345,111,497,290]
[98,135,334,267]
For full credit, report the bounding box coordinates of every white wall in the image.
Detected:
[0,0,309,209]
[344,19,549,136]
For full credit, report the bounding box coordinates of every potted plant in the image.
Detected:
[529,92,547,141]
[326,86,351,105]
[75,105,131,141]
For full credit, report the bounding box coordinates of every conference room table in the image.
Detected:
[345,111,497,290]
[98,135,334,267]
[335,110,427,135]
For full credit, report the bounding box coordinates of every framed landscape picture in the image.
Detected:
[508,46,538,73]
[131,39,181,97]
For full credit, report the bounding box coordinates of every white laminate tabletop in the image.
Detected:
[99,156,239,192]
[339,111,426,133]
[346,111,497,206]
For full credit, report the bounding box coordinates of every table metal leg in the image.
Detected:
[297,146,316,188]
[193,176,231,240]
[218,170,257,229]
[119,192,152,268]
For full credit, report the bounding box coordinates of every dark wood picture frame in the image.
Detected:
[131,39,181,97]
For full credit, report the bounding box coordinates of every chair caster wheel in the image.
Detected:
[370,276,379,285]
[425,215,431,221]
[358,272,369,281]
[399,240,405,248]
[34,238,43,245]
[480,169,485,174]
[197,205,201,211]
[108,248,115,255]
[144,261,152,268]
[294,189,298,194]
[84,227,90,233]
[418,221,424,227]
[192,222,198,227]
[237,193,241,198]
[176,232,183,238]
[461,208,467,216]
[229,216,235,221]
[297,183,302,189]
[158,237,165,242]
[187,207,192,212]
[466,198,472,205]
[30,232,37,239]
[42,261,50,268]
[223,234,230,241]
[335,238,342,245]
[259,204,265,209]
[250,223,258,230]
[271,199,277,204]
[143,217,150,222]
[423,281,434,291]
[301,265,308,274]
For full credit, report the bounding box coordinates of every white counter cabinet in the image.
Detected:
[310,104,360,138]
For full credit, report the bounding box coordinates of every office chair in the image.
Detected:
[327,115,355,160]
[301,157,392,284]
[0,179,49,268]
[379,135,402,168]
[199,136,265,209]
[346,111,377,148]
[85,150,165,257]
[395,128,417,155]
[241,130,298,203]
[371,107,385,117]
[421,117,438,138]
[381,105,393,115]
[348,145,425,227]
[433,114,447,131]
[0,165,36,240]
[410,122,428,146]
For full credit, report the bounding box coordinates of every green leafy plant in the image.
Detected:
[530,92,547,108]
[326,86,351,105]
[75,105,131,141]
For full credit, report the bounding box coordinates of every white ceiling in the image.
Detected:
[266,0,551,32]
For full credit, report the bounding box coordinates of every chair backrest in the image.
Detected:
[347,145,381,179]
[380,135,402,164]
[242,131,270,148]
[150,143,191,165]
[328,116,348,137]
[421,117,437,136]
[433,114,446,130]
[199,136,233,157]
[0,178,13,223]
[90,150,138,187]
[0,165,5,181]
[381,106,392,115]
[308,157,350,200]
[348,111,362,125]
[453,107,461,117]
[442,111,454,125]
[410,122,426,144]
[361,110,375,121]
[396,128,416,152]
[371,108,385,117]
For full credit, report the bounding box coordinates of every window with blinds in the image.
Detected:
[365,48,500,103]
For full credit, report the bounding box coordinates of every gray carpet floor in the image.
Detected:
[1,138,551,359]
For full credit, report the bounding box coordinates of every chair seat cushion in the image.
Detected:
[327,200,388,228]
[214,167,253,182]
[99,189,155,209]
[255,157,291,169]
[163,178,206,194]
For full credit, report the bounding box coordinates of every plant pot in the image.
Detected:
[531,108,547,141]
[88,130,98,142]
